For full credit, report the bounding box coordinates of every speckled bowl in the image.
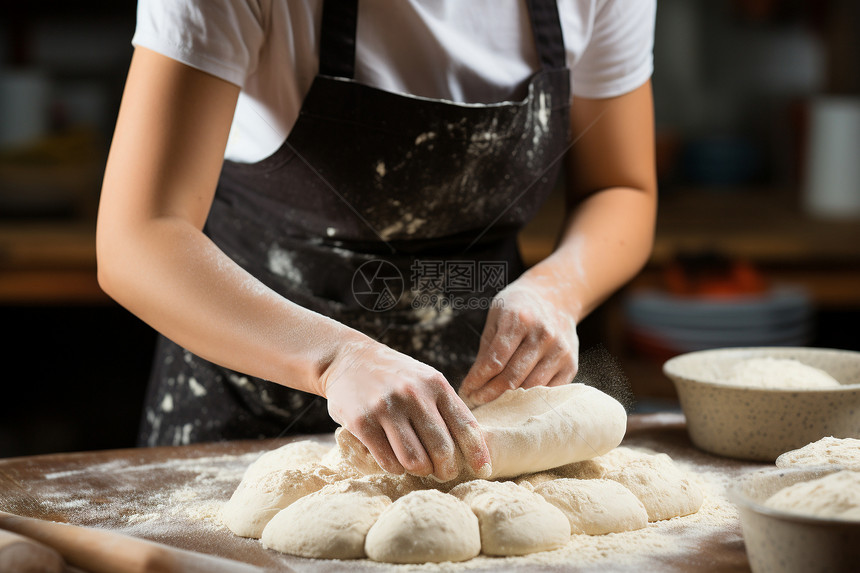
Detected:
[729,467,860,573]
[663,347,860,461]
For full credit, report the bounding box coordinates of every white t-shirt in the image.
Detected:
[132,0,655,163]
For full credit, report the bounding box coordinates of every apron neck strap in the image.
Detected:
[319,0,358,78]
[524,0,567,70]
[318,0,567,80]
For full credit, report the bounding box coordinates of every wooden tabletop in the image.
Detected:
[0,414,758,572]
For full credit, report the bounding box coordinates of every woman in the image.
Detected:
[97,0,657,482]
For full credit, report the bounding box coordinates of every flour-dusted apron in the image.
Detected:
[139,0,572,446]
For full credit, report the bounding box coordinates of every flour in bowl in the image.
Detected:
[776,437,860,470]
[764,470,860,520]
[722,357,841,389]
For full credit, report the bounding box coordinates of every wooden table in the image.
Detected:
[0,414,758,572]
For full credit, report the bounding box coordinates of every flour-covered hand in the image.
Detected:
[322,338,491,481]
[459,278,580,407]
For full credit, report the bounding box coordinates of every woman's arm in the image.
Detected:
[98,48,489,479]
[459,80,657,405]
[98,47,340,395]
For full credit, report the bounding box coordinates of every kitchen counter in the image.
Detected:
[0,413,758,572]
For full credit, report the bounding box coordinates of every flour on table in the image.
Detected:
[776,436,860,470]
[364,489,481,564]
[764,470,860,520]
[722,357,842,389]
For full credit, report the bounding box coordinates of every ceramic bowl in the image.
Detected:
[663,347,860,461]
[729,467,860,573]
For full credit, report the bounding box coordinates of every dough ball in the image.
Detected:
[221,461,333,538]
[551,460,604,480]
[514,471,561,490]
[449,480,570,556]
[534,478,648,535]
[548,446,654,481]
[365,489,480,564]
[776,437,860,470]
[335,427,386,475]
[242,440,331,481]
[764,470,860,520]
[604,454,703,522]
[261,480,391,559]
[724,357,841,389]
[349,472,428,501]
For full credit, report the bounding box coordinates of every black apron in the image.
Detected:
[139,0,572,446]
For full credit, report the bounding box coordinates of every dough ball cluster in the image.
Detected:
[221,440,704,563]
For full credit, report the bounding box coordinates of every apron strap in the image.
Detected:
[318,0,567,79]
[319,0,358,78]
[525,0,567,70]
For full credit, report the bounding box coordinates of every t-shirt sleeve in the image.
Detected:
[569,0,656,99]
[131,0,266,88]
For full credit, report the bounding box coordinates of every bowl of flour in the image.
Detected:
[663,347,860,461]
[730,467,860,573]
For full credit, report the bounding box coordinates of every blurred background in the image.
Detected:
[1,0,858,457]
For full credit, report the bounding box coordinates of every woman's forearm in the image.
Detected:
[518,184,656,323]
[97,215,362,397]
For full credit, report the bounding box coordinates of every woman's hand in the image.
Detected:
[460,80,658,407]
[458,276,580,407]
[322,338,491,481]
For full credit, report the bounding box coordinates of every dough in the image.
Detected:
[364,489,480,563]
[723,357,841,389]
[604,453,703,522]
[534,478,648,535]
[515,471,561,490]
[776,437,860,470]
[242,440,331,481]
[221,460,334,538]
[348,472,430,500]
[764,470,860,520]
[338,384,627,481]
[261,480,391,559]
[471,384,627,479]
[450,480,570,556]
[551,446,655,481]
[334,428,386,475]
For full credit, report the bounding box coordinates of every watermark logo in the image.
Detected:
[353,259,508,312]
[352,260,404,312]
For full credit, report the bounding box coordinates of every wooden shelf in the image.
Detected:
[519,186,860,307]
[0,222,106,304]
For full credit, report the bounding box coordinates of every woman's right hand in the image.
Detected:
[322,338,491,481]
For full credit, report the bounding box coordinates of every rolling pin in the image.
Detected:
[0,510,281,573]
[0,528,66,573]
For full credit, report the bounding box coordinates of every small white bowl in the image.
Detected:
[663,347,860,461]
[729,467,860,573]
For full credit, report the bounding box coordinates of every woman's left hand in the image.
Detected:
[458,276,580,407]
